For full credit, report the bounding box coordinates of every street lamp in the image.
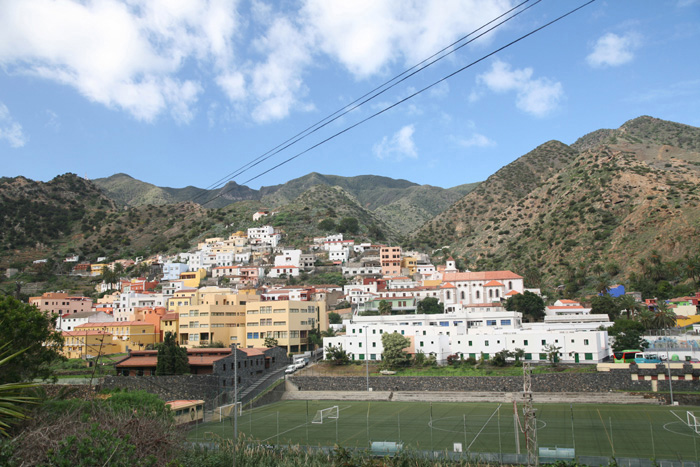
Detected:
[363,326,369,391]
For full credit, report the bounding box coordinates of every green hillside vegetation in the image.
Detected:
[94,171,473,235]
[411,116,700,294]
[93,173,259,209]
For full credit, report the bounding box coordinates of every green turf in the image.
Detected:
[188,401,700,461]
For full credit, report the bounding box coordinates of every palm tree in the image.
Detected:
[637,309,655,330]
[652,301,676,330]
[0,346,37,436]
[618,294,639,319]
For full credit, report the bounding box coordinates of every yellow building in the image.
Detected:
[180,268,207,288]
[244,300,328,354]
[75,321,157,353]
[401,256,418,275]
[177,292,257,348]
[167,288,200,311]
[161,312,179,340]
[90,263,107,277]
[168,287,259,312]
[61,329,116,359]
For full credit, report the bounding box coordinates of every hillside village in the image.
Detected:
[24,211,700,372]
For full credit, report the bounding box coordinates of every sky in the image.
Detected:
[1,0,699,191]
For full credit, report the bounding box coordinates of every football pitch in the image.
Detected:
[188,400,700,461]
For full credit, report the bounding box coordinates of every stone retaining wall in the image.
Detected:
[100,375,220,409]
[291,365,700,394]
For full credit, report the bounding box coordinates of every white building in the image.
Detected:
[545,299,592,317]
[324,308,609,364]
[342,262,382,276]
[267,265,300,278]
[247,226,281,247]
[162,262,189,281]
[274,249,302,268]
[329,245,350,262]
[115,292,167,322]
[442,270,524,306]
[57,311,114,332]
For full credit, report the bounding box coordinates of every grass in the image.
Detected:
[188,400,700,461]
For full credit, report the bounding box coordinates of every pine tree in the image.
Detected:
[155,332,189,375]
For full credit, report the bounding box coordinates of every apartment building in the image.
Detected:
[245,300,328,354]
[380,246,402,277]
[177,292,260,348]
[29,292,93,315]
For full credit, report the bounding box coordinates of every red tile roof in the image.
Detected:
[443,271,523,281]
[484,280,505,287]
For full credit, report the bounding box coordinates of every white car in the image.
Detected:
[284,364,296,374]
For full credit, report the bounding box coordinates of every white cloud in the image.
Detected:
[0,0,518,125]
[0,103,28,148]
[0,0,239,123]
[249,17,315,123]
[586,32,641,68]
[44,110,60,131]
[301,0,515,78]
[476,60,563,117]
[373,124,418,160]
[456,133,495,148]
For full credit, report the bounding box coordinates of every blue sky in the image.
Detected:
[1,0,698,191]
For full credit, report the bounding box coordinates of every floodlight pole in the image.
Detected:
[363,325,369,391]
[666,346,674,405]
[233,343,238,467]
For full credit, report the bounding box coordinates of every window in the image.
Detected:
[524,353,532,360]
[359,354,365,360]
[541,340,546,345]
[420,341,424,347]
[501,319,511,326]
[539,353,547,360]
[475,291,480,299]
[370,354,376,360]
[468,340,472,346]
[585,353,593,360]
[485,340,489,346]
[486,320,496,326]
[584,339,589,345]
[359,342,362,348]
[524,340,528,346]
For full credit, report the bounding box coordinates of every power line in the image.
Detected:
[206,0,596,205]
[192,0,539,205]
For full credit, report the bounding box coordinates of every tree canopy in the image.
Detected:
[607,318,649,352]
[155,332,189,376]
[381,332,411,369]
[378,300,393,316]
[417,297,444,314]
[0,295,63,384]
[504,291,545,322]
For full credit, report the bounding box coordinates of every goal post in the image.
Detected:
[687,411,700,434]
[218,402,243,422]
[312,406,339,424]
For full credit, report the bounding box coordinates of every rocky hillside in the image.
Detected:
[412,116,700,288]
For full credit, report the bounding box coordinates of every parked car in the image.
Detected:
[285,364,296,374]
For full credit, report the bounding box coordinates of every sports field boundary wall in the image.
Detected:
[288,365,700,394]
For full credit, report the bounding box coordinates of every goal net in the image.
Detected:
[687,411,700,435]
[218,402,242,422]
[312,406,339,424]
